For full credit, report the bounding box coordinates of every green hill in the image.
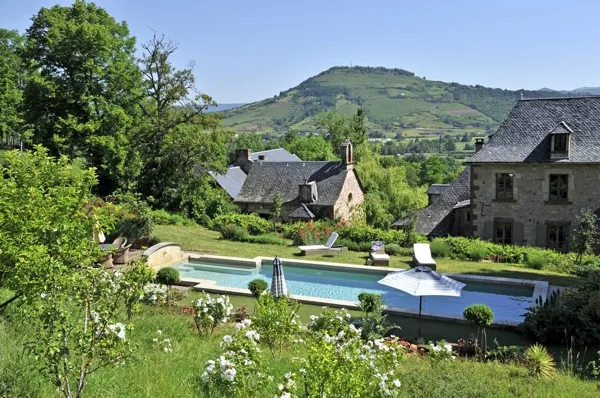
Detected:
[222,66,565,136]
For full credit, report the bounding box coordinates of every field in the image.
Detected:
[153,225,583,287]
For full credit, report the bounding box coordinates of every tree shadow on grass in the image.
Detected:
[449,268,583,287]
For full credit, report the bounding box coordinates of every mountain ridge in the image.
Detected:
[221,66,581,135]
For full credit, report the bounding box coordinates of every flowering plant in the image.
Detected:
[141,283,167,305]
[192,293,233,335]
[251,294,301,357]
[152,329,173,353]
[201,318,267,397]
[427,340,456,361]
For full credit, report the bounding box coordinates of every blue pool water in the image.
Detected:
[176,262,533,323]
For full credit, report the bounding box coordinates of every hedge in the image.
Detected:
[212,214,271,236]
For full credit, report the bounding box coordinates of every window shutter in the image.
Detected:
[536,223,547,248]
[513,222,524,245]
[483,221,494,241]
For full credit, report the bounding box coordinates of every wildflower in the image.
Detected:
[223,335,233,344]
[157,330,162,335]
[393,379,401,387]
[221,367,236,382]
[90,311,100,322]
[201,371,209,382]
[108,323,126,340]
[40,292,47,299]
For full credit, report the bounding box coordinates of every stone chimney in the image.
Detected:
[298,181,318,203]
[475,138,484,153]
[340,139,353,170]
[235,149,252,164]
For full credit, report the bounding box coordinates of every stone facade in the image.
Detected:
[470,163,600,248]
[333,171,365,222]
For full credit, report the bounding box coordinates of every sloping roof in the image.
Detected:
[395,166,471,236]
[288,204,315,219]
[209,167,247,199]
[549,121,573,135]
[467,97,600,163]
[426,184,450,195]
[251,148,301,162]
[235,161,348,205]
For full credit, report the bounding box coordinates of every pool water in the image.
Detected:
[176,262,533,323]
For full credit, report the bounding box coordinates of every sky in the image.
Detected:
[2,0,600,103]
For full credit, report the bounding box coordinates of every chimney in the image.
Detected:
[235,148,252,164]
[475,138,484,153]
[340,139,353,170]
[298,181,318,203]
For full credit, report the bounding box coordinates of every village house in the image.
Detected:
[466,96,600,250]
[234,140,364,222]
[210,148,301,199]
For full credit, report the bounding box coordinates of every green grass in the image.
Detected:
[153,225,583,287]
[1,303,597,397]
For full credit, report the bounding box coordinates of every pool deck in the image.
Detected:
[178,253,549,328]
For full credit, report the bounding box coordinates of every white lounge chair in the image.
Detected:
[112,237,127,248]
[298,232,342,256]
[367,241,390,266]
[413,243,437,270]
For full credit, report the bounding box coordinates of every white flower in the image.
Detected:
[444,344,453,352]
[280,393,291,398]
[393,379,401,387]
[108,323,126,340]
[345,312,351,318]
[309,315,317,321]
[157,330,162,335]
[163,346,172,353]
[40,292,47,299]
[278,384,284,391]
[245,330,260,342]
[90,311,100,322]
[223,335,233,344]
[114,271,123,278]
[152,338,158,343]
[299,368,306,374]
[201,371,209,382]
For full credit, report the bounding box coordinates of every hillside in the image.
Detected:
[222,66,567,136]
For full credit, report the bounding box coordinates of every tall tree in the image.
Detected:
[136,33,231,213]
[0,29,29,148]
[21,0,143,194]
[316,108,368,149]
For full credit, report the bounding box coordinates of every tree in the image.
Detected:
[21,1,143,194]
[234,133,264,152]
[316,108,367,149]
[284,135,334,161]
[136,33,232,214]
[0,29,29,148]
[0,147,151,397]
[270,192,282,230]
[571,208,600,263]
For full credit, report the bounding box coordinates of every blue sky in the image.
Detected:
[2,0,600,103]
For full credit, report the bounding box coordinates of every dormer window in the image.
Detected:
[549,121,572,159]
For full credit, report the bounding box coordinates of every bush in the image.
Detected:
[463,304,494,327]
[525,344,556,379]
[251,294,301,356]
[337,238,372,252]
[109,192,153,242]
[212,214,271,235]
[243,234,287,246]
[525,251,549,270]
[358,293,384,316]
[151,209,172,225]
[384,243,402,256]
[466,240,489,261]
[155,267,180,286]
[248,279,268,298]
[192,293,233,335]
[430,238,452,258]
[219,224,248,241]
[290,221,334,246]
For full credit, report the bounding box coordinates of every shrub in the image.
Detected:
[243,234,287,246]
[358,293,383,316]
[155,267,180,286]
[463,304,494,355]
[525,251,549,270]
[219,224,248,241]
[170,213,194,226]
[290,221,333,246]
[212,214,271,235]
[251,294,301,357]
[384,243,402,256]
[234,306,249,322]
[151,209,172,225]
[430,238,452,258]
[109,192,153,242]
[307,308,354,337]
[337,238,372,252]
[525,344,556,379]
[248,279,268,298]
[192,293,233,335]
[466,240,489,261]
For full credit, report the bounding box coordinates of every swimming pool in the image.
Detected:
[175,260,534,323]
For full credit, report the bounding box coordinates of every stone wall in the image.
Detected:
[470,163,600,247]
[334,171,365,222]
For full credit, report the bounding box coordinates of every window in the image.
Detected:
[466,211,471,221]
[549,174,568,201]
[496,173,514,200]
[495,222,513,244]
[547,224,568,252]
[553,134,568,152]
[348,192,353,203]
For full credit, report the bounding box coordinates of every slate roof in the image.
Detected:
[209,167,247,199]
[251,148,301,162]
[426,184,450,195]
[288,204,315,219]
[467,97,600,163]
[235,161,348,205]
[393,166,471,236]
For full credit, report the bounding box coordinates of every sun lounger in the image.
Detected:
[112,237,127,248]
[298,232,343,256]
[413,243,437,270]
[367,241,390,266]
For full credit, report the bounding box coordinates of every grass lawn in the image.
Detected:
[154,225,583,287]
[1,303,597,397]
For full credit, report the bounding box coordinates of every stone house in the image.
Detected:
[210,148,301,199]
[235,140,365,222]
[392,166,472,237]
[466,96,600,250]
